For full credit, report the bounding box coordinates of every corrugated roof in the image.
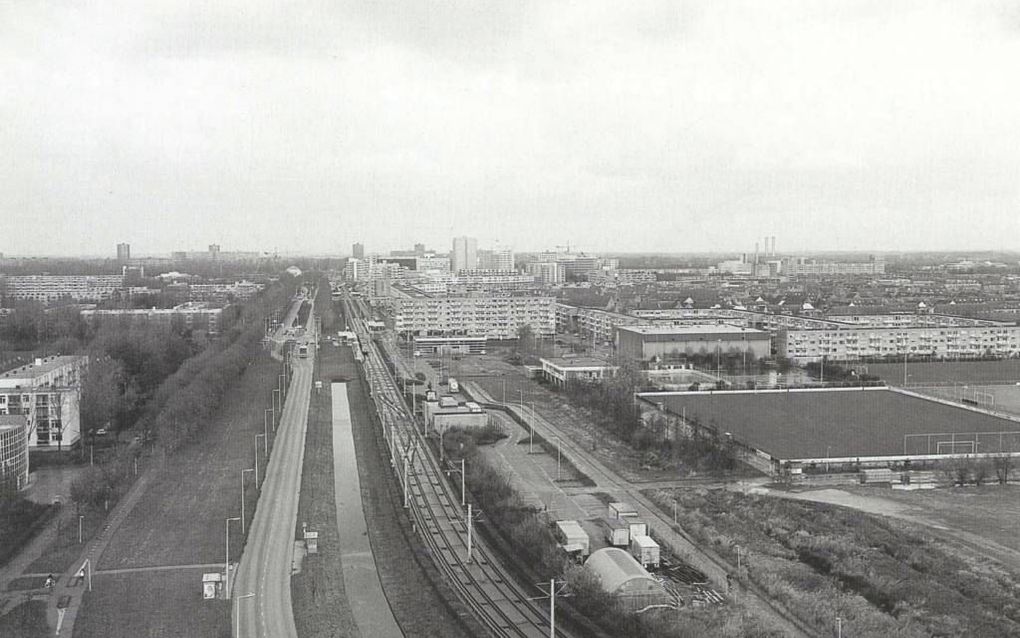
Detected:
[584,548,656,593]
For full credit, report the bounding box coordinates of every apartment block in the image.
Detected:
[1,274,125,302]
[778,326,1020,362]
[392,294,555,339]
[0,356,86,451]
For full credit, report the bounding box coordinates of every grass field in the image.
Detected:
[75,571,230,638]
[0,600,49,638]
[914,383,1020,417]
[74,353,281,638]
[865,359,1020,386]
[645,488,1020,638]
[654,388,1020,460]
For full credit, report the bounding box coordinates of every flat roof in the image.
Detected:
[541,356,616,369]
[618,324,766,336]
[0,356,85,381]
[648,388,1020,461]
[0,414,28,431]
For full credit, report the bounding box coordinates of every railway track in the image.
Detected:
[342,297,565,638]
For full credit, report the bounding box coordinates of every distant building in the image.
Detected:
[189,281,264,303]
[81,303,224,336]
[478,247,514,271]
[0,356,86,451]
[779,325,1020,362]
[116,243,131,262]
[391,293,555,340]
[208,244,221,260]
[0,415,29,492]
[616,325,771,363]
[451,236,478,272]
[783,255,886,276]
[526,262,565,285]
[353,242,365,259]
[2,274,126,302]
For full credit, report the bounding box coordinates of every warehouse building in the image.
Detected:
[583,548,671,613]
[617,325,770,363]
[0,415,29,493]
[0,356,86,451]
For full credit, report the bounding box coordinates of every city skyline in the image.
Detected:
[3,2,1020,255]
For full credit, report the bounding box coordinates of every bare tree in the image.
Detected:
[993,453,1014,485]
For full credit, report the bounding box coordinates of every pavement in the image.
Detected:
[232,300,314,638]
[331,382,403,637]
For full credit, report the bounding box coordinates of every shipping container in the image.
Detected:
[625,518,647,539]
[555,520,590,556]
[608,502,638,519]
[601,517,630,547]
[629,534,660,569]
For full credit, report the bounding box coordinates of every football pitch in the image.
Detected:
[650,387,1020,462]
[864,359,1020,386]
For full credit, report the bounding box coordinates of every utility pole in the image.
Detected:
[466,503,473,562]
[241,469,254,533]
[236,592,255,638]
[226,517,240,598]
[529,579,570,638]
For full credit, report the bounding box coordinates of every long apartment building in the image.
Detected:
[0,355,86,450]
[1,274,125,302]
[779,325,1020,362]
[392,293,555,339]
[80,303,224,336]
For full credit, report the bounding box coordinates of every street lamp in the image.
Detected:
[235,592,255,638]
[225,517,241,597]
[255,434,266,485]
[240,469,253,533]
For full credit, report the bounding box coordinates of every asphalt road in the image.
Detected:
[233,316,314,638]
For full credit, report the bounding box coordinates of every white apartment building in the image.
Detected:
[779,326,1020,362]
[526,262,565,285]
[80,303,223,336]
[0,356,86,450]
[452,236,478,272]
[1,274,125,302]
[555,303,642,344]
[392,294,555,339]
[0,415,29,492]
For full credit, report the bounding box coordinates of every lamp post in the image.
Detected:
[552,436,562,481]
[255,434,266,485]
[235,592,255,638]
[240,469,254,533]
[225,517,240,597]
[530,402,536,454]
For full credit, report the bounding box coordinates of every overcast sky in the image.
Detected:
[2,1,1019,257]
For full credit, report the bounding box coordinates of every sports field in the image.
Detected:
[652,388,1020,461]
[864,359,1020,386]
